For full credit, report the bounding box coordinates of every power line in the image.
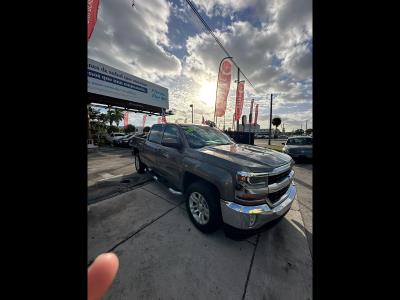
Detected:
[184,0,257,92]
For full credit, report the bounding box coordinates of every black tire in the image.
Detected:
[185,181,222,233]
[134,153,146,174]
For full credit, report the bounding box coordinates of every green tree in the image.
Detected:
[103,109,125,128]
[272,117,282,130]
[272,117,282,138]
[124,124,135,133]
[305,128,313,135]
[105,110,114,127]
[294,129,304,135]
[108,125,119,134]
[88,106,101,120]
[88,107,109,144]
[113,110,125,127]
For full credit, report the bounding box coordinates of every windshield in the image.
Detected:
[286,138,312,145]
[181,125,233,148]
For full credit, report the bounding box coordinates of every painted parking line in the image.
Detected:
[97,173,124,182]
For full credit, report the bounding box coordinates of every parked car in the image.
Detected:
[132,124,296,234]
[105,132,126,144]
[282,136,312,159]
[113,134,135,147]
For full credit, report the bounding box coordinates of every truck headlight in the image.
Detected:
[235,171,269,204]
[236,171,251,184]
[236,171,268,186]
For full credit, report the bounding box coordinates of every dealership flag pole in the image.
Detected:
[88,0,100,41]
[214,57,233,126]
[268,94,273,146]
[236,67,240,132]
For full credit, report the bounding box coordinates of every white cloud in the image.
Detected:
[193,0,312,36]
[178,0,312,129]
[88,0,312,130]
[282,42,312,80]
[194,0,258,17]
[88,0,182,82]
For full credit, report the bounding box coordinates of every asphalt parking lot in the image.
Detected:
[88,146,312,299]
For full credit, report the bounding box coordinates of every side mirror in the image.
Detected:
[162,139,182,149]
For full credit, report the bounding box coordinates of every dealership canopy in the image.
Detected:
[88,58,170,116]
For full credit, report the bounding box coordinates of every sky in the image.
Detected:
[88,0,312,131]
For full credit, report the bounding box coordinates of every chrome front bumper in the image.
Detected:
[220,182,297,230]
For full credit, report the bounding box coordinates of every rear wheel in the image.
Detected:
[134,153,146,173]
[186,181,222,233]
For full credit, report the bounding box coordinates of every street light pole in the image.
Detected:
[190,104,193,123]
[236,67,240,132]
[268,93,273,146]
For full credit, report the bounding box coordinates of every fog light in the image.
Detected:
[249,215,257,227]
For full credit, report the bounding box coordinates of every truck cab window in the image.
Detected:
[148,124,164,144]
[162,125,180,144]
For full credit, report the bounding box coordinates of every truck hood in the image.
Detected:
[197,144,292,172]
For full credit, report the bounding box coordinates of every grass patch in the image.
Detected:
[264,144,283,152]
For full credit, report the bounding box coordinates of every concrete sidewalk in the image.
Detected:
[88,181,312,299]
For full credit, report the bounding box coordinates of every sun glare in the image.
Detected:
[199,81,216,106]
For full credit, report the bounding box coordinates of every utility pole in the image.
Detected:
[268,93,273,145]
[248,98,253,145]
[236,67,240,132]
[190,104,193,123]
[306,120,308,132]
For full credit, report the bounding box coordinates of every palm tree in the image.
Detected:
[113,109,125,127]
[105,109,114,127]
[272,117,282,138]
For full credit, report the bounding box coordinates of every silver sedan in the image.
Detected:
[282,136,313,159]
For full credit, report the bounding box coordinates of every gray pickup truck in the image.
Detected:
[132,124,297,233]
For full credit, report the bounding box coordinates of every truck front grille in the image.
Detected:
[268,169,291,184]
[268,184,290,204]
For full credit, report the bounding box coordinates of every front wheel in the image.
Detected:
[186,181,222,233]
[134,153,146,173]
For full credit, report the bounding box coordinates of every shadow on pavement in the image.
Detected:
[88,172,152,205]
[293,157,313,165]
[293,219,313,257]
[223,210,290,241]
[294,178,312,190]
[88,149,133,159]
